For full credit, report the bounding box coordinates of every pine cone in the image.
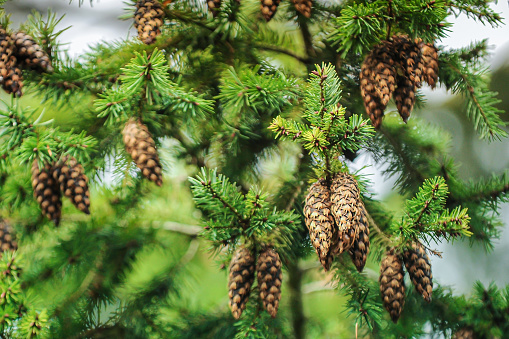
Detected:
[453,327,475,339]
[292,0,312,18]
[1,63,23,97]
[31,159,62,225]
[348,202,370,272]
[228,247,256,319]
[360,40,396,129]
[11,32,52,72]
[0,26,14,70]
[260,0,281,22]
[330,173,360,255]
[52,156,91,215]
[420,42,438,89]
[207,0,221,16]
[403,242,432,302]
[134,0,165,45]
[379,252,405,323]
[122,118,163,186]
[0,220,17,252]
[257,247,282,318]
[393,75,416,123]
[303,180,334,270]
[392,35,424,87]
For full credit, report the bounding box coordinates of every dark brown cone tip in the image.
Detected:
[330,173,360,255]
[261,0,282,21]
[403,242,432,302]
[394,75,416,123]
[31,159,62,226]
[122,118,163,186]
[0,220,18,253]
[228,247,256,319]
[303,180,334,270]
[134,0,165,45]
[348,202,370,272]
[292,0,312,18]
[52,156,91,215]
[379,252,405,323]
[256,247,282,318]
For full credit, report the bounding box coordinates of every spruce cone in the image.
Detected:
[403,242,432,302]
[392,35,423,87]
[420,42,439,89]
[0,26,14,72]
[330,173,360,255]
[348,202,370,272]
[228,247,256,319]
[31,160,62,225]
[394,75,416,123]
[52,156,91,215]
[453,327,475,339]
[1,63,23,97]
[122,118,163,186]
[134,0,165,45]
[207,0,221,16]
[292,0,312,18]
[0,220,17,252]
[303,180,334,270]
[257,247,282,318]
[261,0,281,22]
[360,41,396,129]
[11,32,52,72]
[379,252,405,323]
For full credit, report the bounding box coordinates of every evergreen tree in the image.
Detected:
[0,0,508,338]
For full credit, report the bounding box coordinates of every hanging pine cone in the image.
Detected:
[260,0,281,22]
[392,35,424,87]
[360,40,397,129]
[257,247,282,318]
[52,156,91,215]
[228,247,255,319]
[31,160,62,225]
[0,26,14,70]
[11,32,52,72]
[207,0,221,17]
[0,220,17,252]
[292,0,312,18]
[330,173,360,255]
[379,252,405,323]
[420,42,439,89]
[453,327,475,339]
[393,75,416,123]
[348,202,370,272]
[134,0,165,45]
[403,242,432,302]
[122,118,163,186]
[303,180,334,270]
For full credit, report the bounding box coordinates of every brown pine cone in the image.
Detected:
[330,173,360,255]
[392,35,424,87]
[379,252,405,323]
[348,202,370,272]
[52,156,91,215]
[31,159,62,225]
[0,26,14,71]
[257,247,282,318]
[207,0,221,16]
[122,118,163,186]
[0,220,18,253]
[292,0,312,18]
[11,32,53,72]
[1,63,23,97]
[303,180,334,271]
[403,242,432,302]
[420,42,439,89]
[261,0,281,22]
[134,0,165,45]
[228,247,256,319]
[453,327,475,339]
[393,75,416,123]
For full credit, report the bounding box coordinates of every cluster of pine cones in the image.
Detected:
[206,0,312,21]
[228,246,282,319]
[0,26,52,97]
[304,173,370,272]
[134,0,165,45]
[31,156,91,226]
[122,118,163,186]
[0,220,17,254]
[360,35,439,128]
[379,243,433,323]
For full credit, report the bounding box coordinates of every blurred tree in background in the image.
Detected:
[0,0,508,338]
